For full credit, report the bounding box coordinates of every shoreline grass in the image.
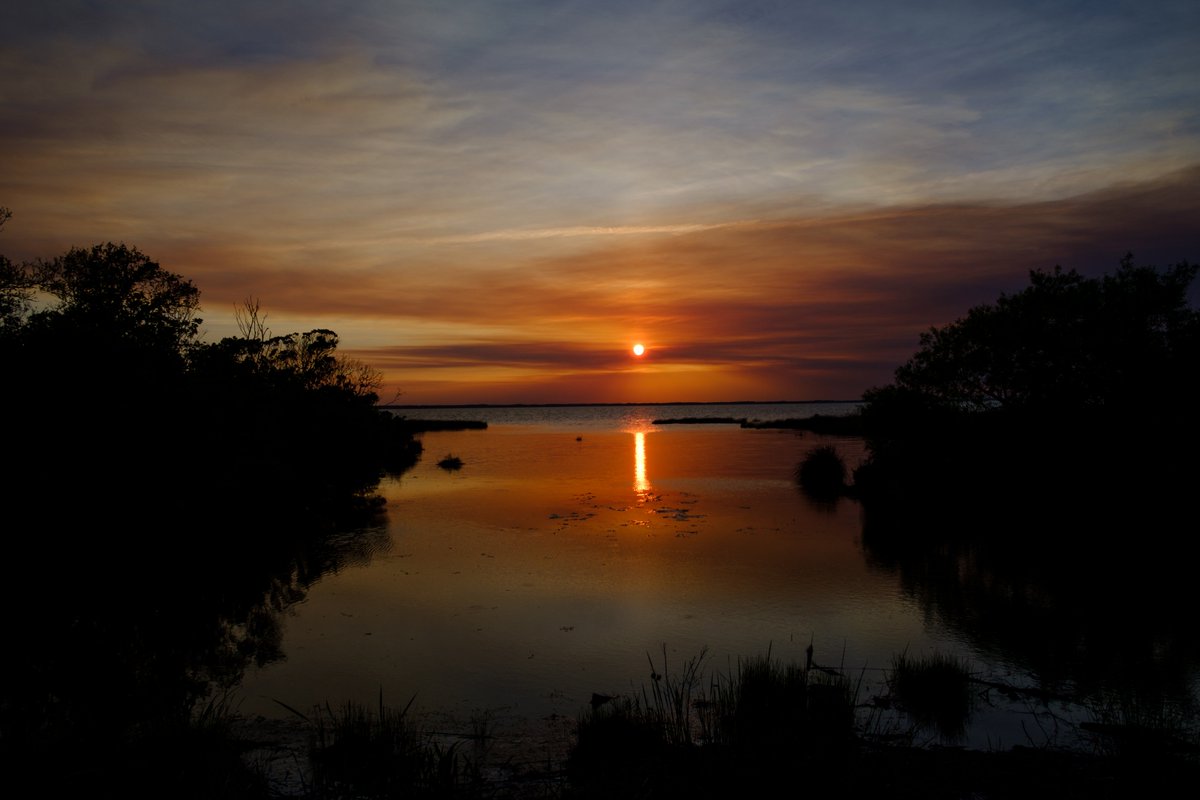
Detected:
[16,644,1196,798]
[886,649,975,743]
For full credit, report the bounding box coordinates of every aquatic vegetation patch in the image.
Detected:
[286,692,489,798]
[887,650,975,742]
[437,454,464,471]
[568,645,866,796]
[796,444,848,500]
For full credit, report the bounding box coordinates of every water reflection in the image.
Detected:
[861,499,1200,710]
[4,495,394,790]
[236,426,919,727]
[634,430,652,498]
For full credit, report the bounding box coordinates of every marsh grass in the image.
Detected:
[643,645,707,747]
[288,691,486,799]
[888,650,975,742]
[1082,690,1200,765]
[568,645,866,796]
[701,646,869,771]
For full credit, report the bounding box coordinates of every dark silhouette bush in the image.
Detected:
[795,445,847,500]
[856,255,1199,516]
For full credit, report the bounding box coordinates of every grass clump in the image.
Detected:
[1081,689,1200,768]
[698,648,862,775]
[888,650,975,742]
[298,693,485,799]
[795,445,847,501]
[568,645,864,797]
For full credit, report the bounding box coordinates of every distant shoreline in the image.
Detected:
[381,399,861,410]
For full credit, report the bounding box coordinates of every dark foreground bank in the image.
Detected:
[213,646,1200,800]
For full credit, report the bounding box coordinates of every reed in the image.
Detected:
[568,645,864,796]
[298,691,484,799]
[1081,689,1200,765]
[888,650,974,742]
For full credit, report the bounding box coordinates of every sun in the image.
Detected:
[632,343,646,357]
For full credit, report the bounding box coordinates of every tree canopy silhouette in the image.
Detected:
[0,207,31,330]
[33,242,201,351]
[856,255,1199,517]
[0,230,420,533]
[0,221,426,796]
[875,255,1199,414]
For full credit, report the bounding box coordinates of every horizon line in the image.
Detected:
[380,399,863,409]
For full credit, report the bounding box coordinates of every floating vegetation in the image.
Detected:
[437,454,464,471]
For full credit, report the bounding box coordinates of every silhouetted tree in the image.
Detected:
[853,258,1200,713]
[23,242,201,382]
[875,255,1199,414]
[856,255,1199,514]
[1,234,418,531]
[0,207,32,330]
[0,228,422,794]
[36,242,199,339]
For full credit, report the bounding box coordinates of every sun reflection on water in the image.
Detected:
[634,430,652,498]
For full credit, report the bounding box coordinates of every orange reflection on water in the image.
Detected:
[233,426,904,728]
[634,431,651,498]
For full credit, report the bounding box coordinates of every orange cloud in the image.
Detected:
[341,166,1199,403]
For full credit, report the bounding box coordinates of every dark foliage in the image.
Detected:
[880,256,1199,413]
[0,229,421,797]
[856,255,1200,517]
[564,650,1199,799]
[566,650,861,799]
[852,253,1200,719]
[795,444,847,501]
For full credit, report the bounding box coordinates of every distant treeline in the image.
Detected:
[396,418,488,432]
[653,414,864,435]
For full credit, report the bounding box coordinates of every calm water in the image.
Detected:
[231,403,1077,748]
[384,401,862,431]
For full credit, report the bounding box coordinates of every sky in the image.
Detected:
[3,0,1199,404]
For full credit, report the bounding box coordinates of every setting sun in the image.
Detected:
[632,343,646,356]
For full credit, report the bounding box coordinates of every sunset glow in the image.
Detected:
[2,2,1197,403]
[632,344,646,357]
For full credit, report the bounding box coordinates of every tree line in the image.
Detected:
[853,253,1200,532]
[0,208,420,536]
[2,208,428,795]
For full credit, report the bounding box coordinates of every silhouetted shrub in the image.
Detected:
[796,445,847,500]
[437,454,464,471]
